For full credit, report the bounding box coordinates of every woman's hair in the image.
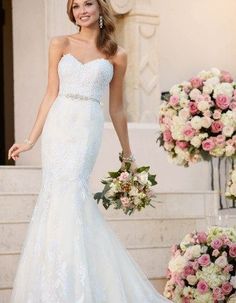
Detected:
[67,0,118,57]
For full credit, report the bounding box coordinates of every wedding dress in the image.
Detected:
[10,53,170,303]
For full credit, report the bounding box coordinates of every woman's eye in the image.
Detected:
[85,2,92,6]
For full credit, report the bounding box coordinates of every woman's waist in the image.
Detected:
[58,90,103,105]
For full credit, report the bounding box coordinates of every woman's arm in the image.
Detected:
[109,47,135,166]
[8,36,65,161]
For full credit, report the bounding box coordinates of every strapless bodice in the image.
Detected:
[58,53,114,102]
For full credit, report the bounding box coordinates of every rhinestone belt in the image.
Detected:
[59,93,102,105]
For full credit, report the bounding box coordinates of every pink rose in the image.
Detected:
[183,265,195,277]
[163,130,173,143]
[189,102,199,114]
[202,138,215,151]
[223,264,234,273]
[190,77,203,89]
[198,254,211,267]
[211,120,224,133]
[221,282,233,295]
[220,71,233,83]
[197,280,209,294]
[213,287,225,301]
[189,260,199,271]
[183,125,196,138]
[183,298,191,303]
[169,95,179,107]
[119,171,130,182]
[234,89,236,97]
[229,101,236,111]
[216,94,230,110]
[229,244,236,258]
[211,238,223,250]
[197,232,207,244]
[176,141,189,149]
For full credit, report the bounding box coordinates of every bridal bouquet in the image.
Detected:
[164,226,236,303]
[158,68,236,167]
[225,168,236,200]
[94,162,157,215]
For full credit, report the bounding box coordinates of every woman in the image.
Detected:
[8,0,170,302]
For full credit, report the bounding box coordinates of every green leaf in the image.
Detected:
[108,171,120,178]
[136,166,150,173]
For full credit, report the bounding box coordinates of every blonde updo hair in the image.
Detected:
[67,0,118,57]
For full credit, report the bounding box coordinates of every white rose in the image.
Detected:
[229,183,236,196]
[137,171,149,185]
[191,116,202,130]
[222,126,234,137]
[230,276,236,288]
[164,142,174,151]
[211,67,221,77]
[205,76,220,88]
[198,70,211,80]
[199,133,209,140]
[231,170,236,182]
[203,85,213,95]
[166,108,177,118]
[190,88,201,101]
[201,117,212,128]
[197,100,210,112]
[184,245,201,260]
[168,255,188,273]
[129,186,139,196]
[179,108,190,121]
[191,136,202,148]
[213,83,234,98]
[187,275,198,285]
[179,98,190,108]
[225,145,235,157]
[215,255,228,268]
[170,85,182,95]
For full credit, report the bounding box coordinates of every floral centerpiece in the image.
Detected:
[158,68,236,167]
[94,162,157,215]
[164,226,236,302]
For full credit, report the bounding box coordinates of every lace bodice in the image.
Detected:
[58,54,114,102]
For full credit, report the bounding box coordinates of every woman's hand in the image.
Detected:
[120,160,137,173]
[8,142,33,161]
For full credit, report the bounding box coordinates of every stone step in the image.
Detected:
[0,166,41,193]
[0,218,206,253]
[0,278,168,302]
[0,191,218,222]
[0,248,169,289]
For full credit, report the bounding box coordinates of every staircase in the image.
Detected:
[0,166,219,303]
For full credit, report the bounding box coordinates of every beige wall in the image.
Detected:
[152,0,236,92]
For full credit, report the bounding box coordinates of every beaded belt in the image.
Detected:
[59,93,102,105]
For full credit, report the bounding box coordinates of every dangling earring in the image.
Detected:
[99,15,104,29]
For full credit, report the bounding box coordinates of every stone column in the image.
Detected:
[111,0,160,123]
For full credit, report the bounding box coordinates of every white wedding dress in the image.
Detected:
[10,53,170,303]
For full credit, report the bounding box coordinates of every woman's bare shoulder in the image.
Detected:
[111,46,127,66]
[48,35,70,52]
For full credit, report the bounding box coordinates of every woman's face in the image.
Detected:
[72,0,100,29]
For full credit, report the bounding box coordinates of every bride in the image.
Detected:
[8,0,170,302]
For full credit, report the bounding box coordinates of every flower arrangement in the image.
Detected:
[164,226,236,302]
[94,162,157,215]
[225,169,236,201]
[158,68,236,167]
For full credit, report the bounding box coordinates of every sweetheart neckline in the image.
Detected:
[61,53,113,68]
